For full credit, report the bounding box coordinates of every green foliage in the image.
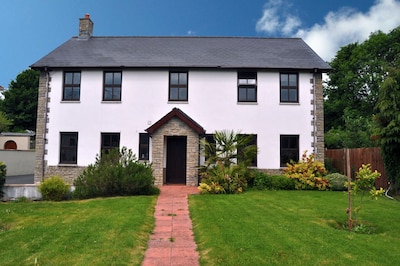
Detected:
[324,109,377,148]
[0,111,13,132]
[253,171,295,190]
[284,151,329,190]
[325,173,348,191]
[199,130,257,194]
[0,162,6,198]
[0,69,39,131]
[73,147,159,199]
[346,164,384,223]
[39,176,70,201]
[199,162,247,194]
[374,66,400,193]
[324,26,400,148]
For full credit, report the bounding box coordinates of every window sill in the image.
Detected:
[168,101,188,104]
[279,102,300,106]
[237,102,258,105]
[101,101,122,104]
[61,101,81,103]
[58,164,78,167]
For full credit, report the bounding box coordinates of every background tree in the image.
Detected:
[0,69,39,131]
[374,66,400,194]
[325,27,400,148]
[0,111,13,132]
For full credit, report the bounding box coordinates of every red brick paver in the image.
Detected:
[142,185,200,266]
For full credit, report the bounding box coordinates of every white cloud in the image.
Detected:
[256,0,300,35]
[256,0,400,62]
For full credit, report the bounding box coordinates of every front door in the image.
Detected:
[166,136,187,184]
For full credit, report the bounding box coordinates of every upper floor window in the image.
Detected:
[169,72,188,101]
[101,133,120,154]
[139,133,150,160]
[280,73,298,103]
[238,72,257,102]
[280,135,299,167]
[63,71,81,101]
[60,132,78,164]
[103,72,122,101]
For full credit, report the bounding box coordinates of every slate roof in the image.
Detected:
[31,36,330,71]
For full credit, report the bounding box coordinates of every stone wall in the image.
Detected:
[151,117,199,186]
[314,72,325,163]
[45,166,86,185]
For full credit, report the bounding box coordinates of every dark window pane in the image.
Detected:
[280,135,299,166]
[65,73,73,84]
[104,87,113,100]
[105,72,114,84]
[281,74,288,86]
[113,87,121,100]
[72,87,80,100]
[179,88,187,100]
[289,74,297,86]
[248,88,256,101]
[281,89,288,102]
[114,72,122,85]
[238,88,246,101]
[170,73,179,85]
[73,73,81,84]
[179,73,187,85]
[170,87,179,100]
[289,90,297,102]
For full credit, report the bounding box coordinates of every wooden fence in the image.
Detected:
[325,147,388,189]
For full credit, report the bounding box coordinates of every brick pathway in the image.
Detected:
[142,185,200,266]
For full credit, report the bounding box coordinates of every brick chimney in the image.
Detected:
[79,13,93,38]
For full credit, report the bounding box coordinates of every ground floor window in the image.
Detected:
[60,132,78,164]
[238,134,257,167]
[280,135,299,167]
[101,133,120,154]
[139,133,149,160]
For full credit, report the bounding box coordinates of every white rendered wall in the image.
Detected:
[45,69,315,169]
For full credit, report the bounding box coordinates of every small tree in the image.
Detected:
[0,111,13,132]
[346,164,384,229]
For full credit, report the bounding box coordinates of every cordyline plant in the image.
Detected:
[284,151,329,190]
[345,164,384,227]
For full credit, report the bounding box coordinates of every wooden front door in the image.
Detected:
[166,136,187,184]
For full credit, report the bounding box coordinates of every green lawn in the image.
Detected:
[189,190,400,266]
[0,196,157,266]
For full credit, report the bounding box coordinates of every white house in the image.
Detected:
[31,14,330,186]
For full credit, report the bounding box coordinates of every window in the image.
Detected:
[169,72,188,101]
[280,135,299,167]
[139,133,149,160]
[237,134,257,166]
[238,72,257,102]
[60,132,78,164]
[103,72,122,101]
[280,73,298,103]
[101,133,120,154]
[63,71,81,101]
[203,134,216,162]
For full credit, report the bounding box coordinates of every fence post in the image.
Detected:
[345,148,353,230]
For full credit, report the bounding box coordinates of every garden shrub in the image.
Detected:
[325,173,348,191]
[253,171,295,190]
[284,151,330,190]
[73,147,159,199]
[198,162,247,194]
[39,176,70,201]
[0,162,6,198]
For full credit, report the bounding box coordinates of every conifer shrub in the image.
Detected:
[39,176,70,201]
[0,162,6,198]
[325,173,348,191]
[73,147,159,199]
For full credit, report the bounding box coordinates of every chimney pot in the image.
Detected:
[85,13,90,19]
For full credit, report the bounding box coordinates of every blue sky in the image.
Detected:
[1,0,400,88]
